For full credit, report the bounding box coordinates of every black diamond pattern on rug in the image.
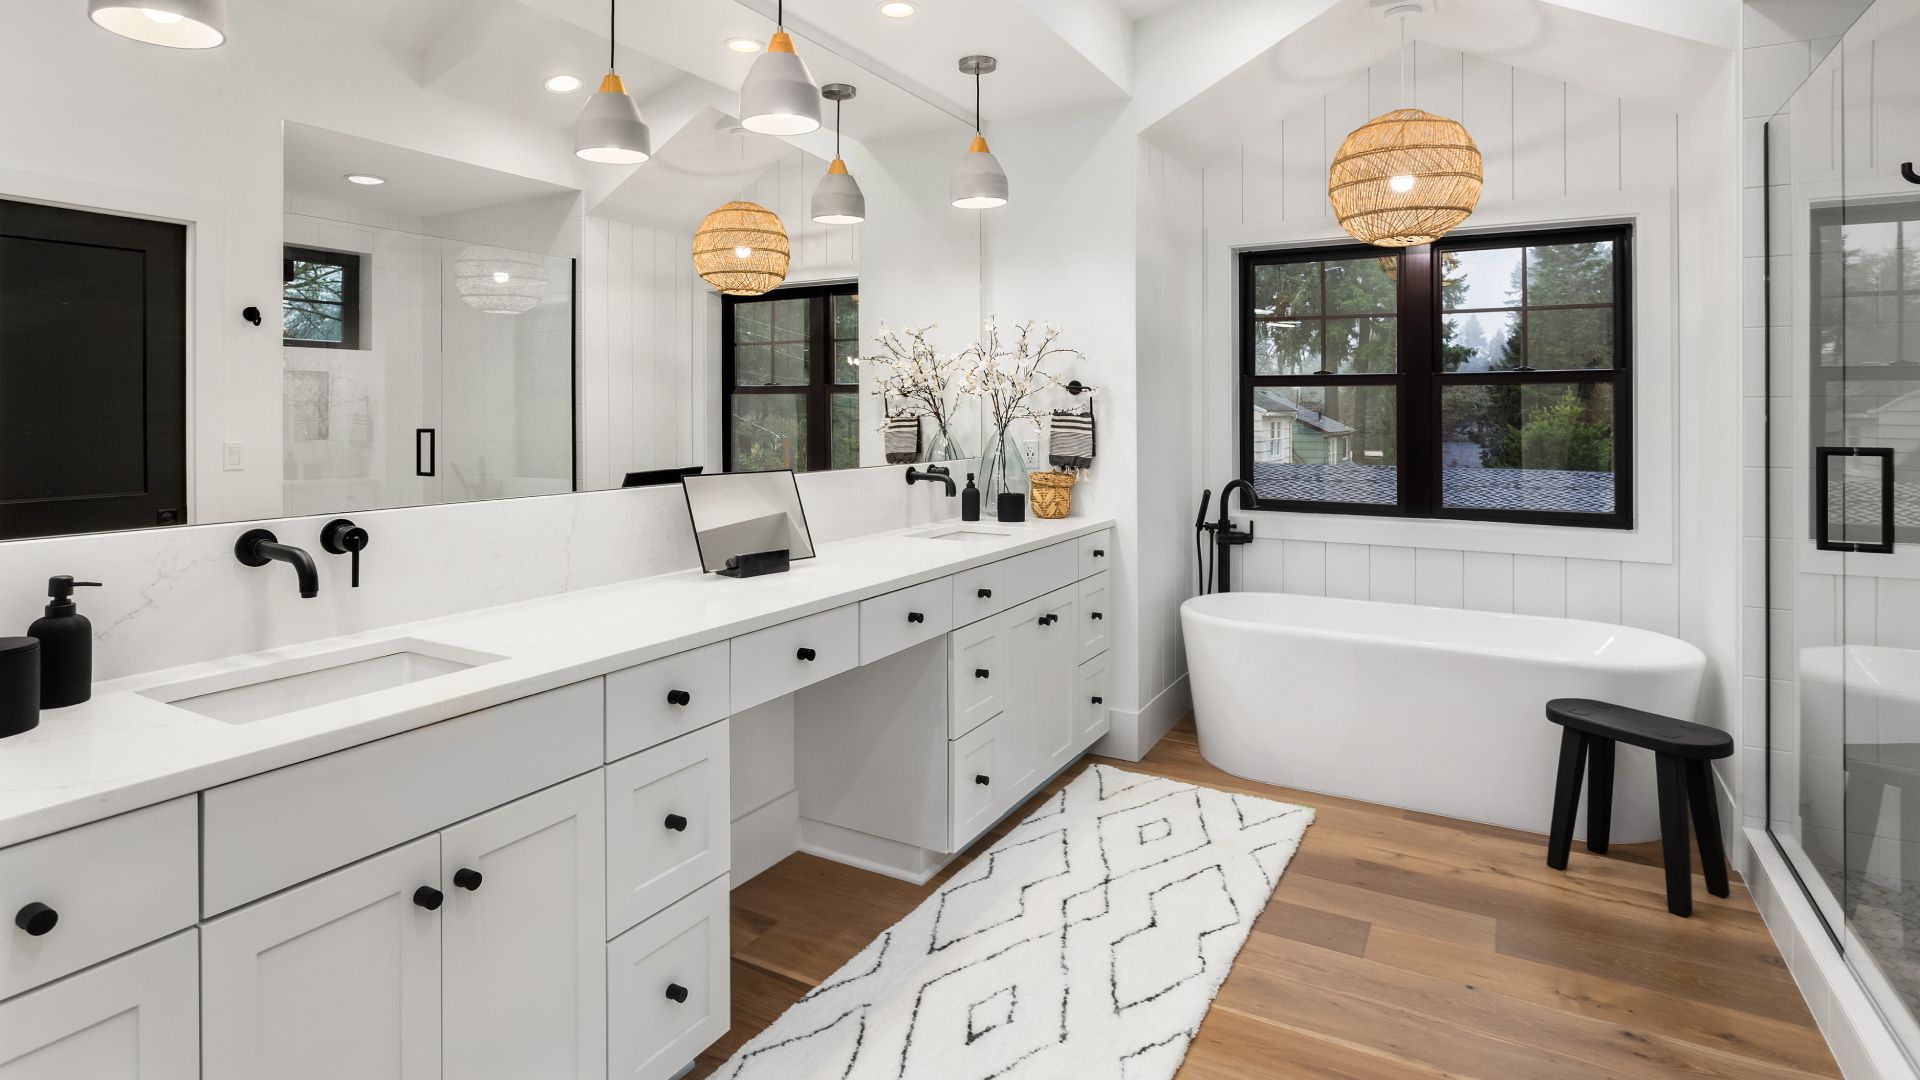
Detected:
[712,766,1313,1080]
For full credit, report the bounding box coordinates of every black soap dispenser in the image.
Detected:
[961,473,981,522]
[28,576,100,709]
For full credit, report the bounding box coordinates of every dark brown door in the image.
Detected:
[0,199,187,540]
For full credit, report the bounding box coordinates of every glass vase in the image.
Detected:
[978,426,1028,505]
[923,426,965,464]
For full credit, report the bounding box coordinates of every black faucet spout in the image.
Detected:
[236,529,320,598]
[905,465,957,496]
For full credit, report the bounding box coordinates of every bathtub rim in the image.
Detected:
[1181,591,1707,674]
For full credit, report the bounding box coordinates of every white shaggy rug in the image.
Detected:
[714,764,1314,1079]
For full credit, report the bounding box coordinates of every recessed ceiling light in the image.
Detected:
[343,174,386,186]
[879,1,917,16]
[544,74,583,94]
[726,36,763,53]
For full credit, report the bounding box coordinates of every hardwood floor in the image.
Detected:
[693,718,1838,1078]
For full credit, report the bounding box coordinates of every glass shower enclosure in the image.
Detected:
[1765,4,1920,1061]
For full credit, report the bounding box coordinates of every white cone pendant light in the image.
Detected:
[89,0,226,48]
[740,0,822,136]
[950,56,1008,210]
[812,84,866,225]
[574,0,652,164]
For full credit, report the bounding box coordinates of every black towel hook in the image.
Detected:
[1904,162,1920,185]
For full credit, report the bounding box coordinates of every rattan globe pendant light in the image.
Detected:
[694,130,791,296]
[812,84,866,225]
[740,0,822,136]
[950,56,1008,209]
[574,0,651,164]
[1327,9,1481,247]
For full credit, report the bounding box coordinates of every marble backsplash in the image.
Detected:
[0,464,963,682]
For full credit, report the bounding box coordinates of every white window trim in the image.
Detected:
[1202,189,1678,565]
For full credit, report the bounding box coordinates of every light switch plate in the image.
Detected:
[223,441,245,471]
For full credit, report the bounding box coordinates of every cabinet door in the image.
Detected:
[0,930,197,1079]
[949,610,1009,739]
[1076,653,1112,749]
[202,836,441,1080]
[948,710,1028,853]
[442,774,607,1080]
[1031,584,1081,778]
[1077,571,1111,662]
[608,876,731,1080]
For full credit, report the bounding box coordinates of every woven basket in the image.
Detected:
[1028,471,1076,519]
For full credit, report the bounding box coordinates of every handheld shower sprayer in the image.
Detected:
[1194,483,1255,595]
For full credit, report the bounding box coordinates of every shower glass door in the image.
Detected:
[1768,4,1920,1060]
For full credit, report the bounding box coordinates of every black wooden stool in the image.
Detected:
[1545,698,1735,917]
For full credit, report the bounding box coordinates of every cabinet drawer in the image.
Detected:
[950,542,1078,627]
[948,710,1031,854]
[730,604,859,712]
[1078,529,1113,579]
[948,613,1007,740]
[202,679,603,916]
[0,929,198,1077]
[0,796,197,999]
[608,875,731,1080]
[860,579,953,665]
[1077,654,1112,749]
[606,642,730,762]
[607,721,731,938]
[1078,571,1112,663]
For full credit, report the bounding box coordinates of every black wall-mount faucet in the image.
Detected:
[321,518,370,588]
[235,529,320,599]
[905,464,956,496]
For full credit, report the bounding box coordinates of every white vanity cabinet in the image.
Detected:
[0,930,199,1079]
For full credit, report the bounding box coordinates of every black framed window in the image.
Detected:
[723,281,859,472]
[1238,224,1632,527]
[283,246,362,349]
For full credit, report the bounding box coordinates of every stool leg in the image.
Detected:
[1686,758,1730,900]
[1656,753,1692,917]
[1547,729,1587,871]
[1586,738,1615,854]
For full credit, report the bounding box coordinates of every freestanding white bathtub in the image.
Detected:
[1182,592,1707,843]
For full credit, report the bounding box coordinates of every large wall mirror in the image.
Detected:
[0,0,983,541]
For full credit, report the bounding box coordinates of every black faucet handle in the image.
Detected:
[321,519,370,588]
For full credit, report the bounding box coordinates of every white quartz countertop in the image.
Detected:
[0,516,1114,847]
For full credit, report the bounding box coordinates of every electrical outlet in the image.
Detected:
[223,441,246,471]
[1021,435,1040,467]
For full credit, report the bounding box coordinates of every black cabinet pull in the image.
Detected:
[453,868,483,891]
[974,668,990,679]
[664,813,688,832]
[796,647,817,662]
[1037,615,1048,626]
[975,774,991,785]
[665,983,690,1004]
[977,588,992,598]
[1091,612,1104,621]
[14,902,56,936]
[665,689,692,706]
[1092,548,1105,557]
[413,886,444,911]
[907,611,925,624]
[1091,696,1104,705]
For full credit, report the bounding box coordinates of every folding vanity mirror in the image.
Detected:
[681,470,816,575]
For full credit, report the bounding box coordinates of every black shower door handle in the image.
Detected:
[416,428,437,478]
[1815,446,1895,554]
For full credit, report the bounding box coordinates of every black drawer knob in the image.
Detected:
[907,611,925,624]
[664,813,688,832]
[1037,615,1048,626]
[452,868,483,891]
[1048,614,1060,625]
[14,902,57,937]
[665,689,692,706]
[1091,696,1104,705]
[1091,612,1104,621]
[1092,549,1105,557]
[665,983,690,1004]
[796,647,817,662]
[975,668,991,679]
[975,774,991,786]
[413,886,444,911]
[977,588,992,598]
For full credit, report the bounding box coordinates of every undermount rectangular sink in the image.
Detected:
[140,638,505,724]
[910,526,1016,542]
